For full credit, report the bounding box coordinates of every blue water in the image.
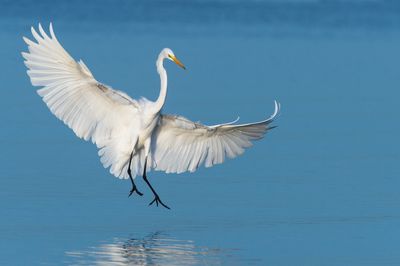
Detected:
[1,0,400,265]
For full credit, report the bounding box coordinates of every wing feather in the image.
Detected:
[151,101,280,173]
[23,23,140,179]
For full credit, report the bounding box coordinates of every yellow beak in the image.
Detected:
[168,54,186,70]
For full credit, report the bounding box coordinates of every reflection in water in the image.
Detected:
[65,232,227,265]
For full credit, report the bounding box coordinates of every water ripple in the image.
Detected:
[65,232,230,266]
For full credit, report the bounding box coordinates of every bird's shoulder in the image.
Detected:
[160,114,210,131]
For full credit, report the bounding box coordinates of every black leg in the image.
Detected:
[142,158,170,209]
[128,151,143,197]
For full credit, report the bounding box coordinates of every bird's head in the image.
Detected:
[162,48,186,70]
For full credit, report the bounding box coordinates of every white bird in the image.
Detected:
[22,23,280,209]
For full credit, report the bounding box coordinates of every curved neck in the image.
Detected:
[155,55,167,111]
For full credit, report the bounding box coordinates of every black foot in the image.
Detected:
[149,195,170,209]
[129,186,143,197]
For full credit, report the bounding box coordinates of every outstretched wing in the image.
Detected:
[150,101,280,174]
[22,23,140,178]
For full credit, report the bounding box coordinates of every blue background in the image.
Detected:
[0,0,399,265]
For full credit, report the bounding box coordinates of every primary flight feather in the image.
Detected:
[22,23,280,209]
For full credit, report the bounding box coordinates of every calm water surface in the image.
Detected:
[0,0,399,265]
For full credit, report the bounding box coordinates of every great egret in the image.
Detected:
[22,24,280,209]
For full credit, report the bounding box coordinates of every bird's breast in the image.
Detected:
[136,114,160,149]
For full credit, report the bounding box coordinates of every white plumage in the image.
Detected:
[23,23,279,208]
[151,106,279,174]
